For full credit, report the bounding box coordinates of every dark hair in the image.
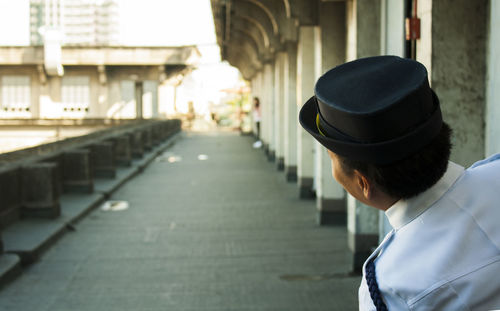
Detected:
[254,97,260,108]
[338,122,452,199]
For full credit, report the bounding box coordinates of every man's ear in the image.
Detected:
[354,170,371,200]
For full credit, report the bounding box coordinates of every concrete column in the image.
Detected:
[63,149,94,194]
[151,124,161,146]
[380,0,405,56]
[274,52,286,170]
[416,0,433,74]
[0,168,21,228]
[143,81,159,118]
[379,0,406,240]
[297,26,320,199]
[142,127,153,151]
[261,68,269,152]
[130,131,144,158]
[486,0,500,156]
[284,42,298,182]
[21,163,61,218]
[109,135,132,167]
[97,65,108,118]
[263,63,275,160]
[315,0,347,225]
[345,0,382,271]
[431,0,487,167]
[135,82,143,119]
[348,196,379,272]
[89,141,116,178]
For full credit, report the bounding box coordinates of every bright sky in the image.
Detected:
[120,0,216,47]
[119,0,221,63]
[0,0,30,45]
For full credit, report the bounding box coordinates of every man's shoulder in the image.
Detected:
[469,153,500,170]
[448,153,500,192]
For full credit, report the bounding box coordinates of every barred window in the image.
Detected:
[61,76,90,115]
[1,76,31,117]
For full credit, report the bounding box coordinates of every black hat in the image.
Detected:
[299,55,443,165]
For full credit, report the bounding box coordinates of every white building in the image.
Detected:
[30,0,120,46]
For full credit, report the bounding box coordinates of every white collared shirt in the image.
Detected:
[359,154,500,311]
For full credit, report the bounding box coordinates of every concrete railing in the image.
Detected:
[0,119,181,271]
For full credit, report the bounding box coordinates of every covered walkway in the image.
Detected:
[0,131,360,310]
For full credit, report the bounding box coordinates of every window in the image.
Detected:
[61,76,90,118]
[1,76,31,118]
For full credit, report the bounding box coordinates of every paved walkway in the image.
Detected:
[0,131,360,311]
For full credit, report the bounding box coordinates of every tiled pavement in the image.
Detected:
[0,131,360,311]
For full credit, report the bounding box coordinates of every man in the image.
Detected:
[299,55,500,310]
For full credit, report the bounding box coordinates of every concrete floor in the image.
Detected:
[0,131,360,311]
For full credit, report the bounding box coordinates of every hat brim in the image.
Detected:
[298,95,443,165]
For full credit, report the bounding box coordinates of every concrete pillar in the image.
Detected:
[109,135,132,167]
[431,0,487,167]
[274,52,286,170]
[261,69,268,152]
[486,0,500,156]
[0,168,21,228]
[263,63,275,160]
[135,82,143,119]
[257,72,264,141]
[315,0,347,225]
[35,65,47,118]
[379,0,406,240]
[143,81,159,119]
[130,131,144,158]
[90,141,116,178]
[151,124,161,146]
[380,0,405,56]
[345,0,382,271]
[63,149,94,193]
[416,0,433,74]
[348,196,379,272]
[284,42,298,182]
[21,163,60,218]
[297,26,320,199]
[142,127,153,151]
[97,65,108,118]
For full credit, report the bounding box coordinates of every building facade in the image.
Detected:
[30,0,120,46]
[0,46,200,119]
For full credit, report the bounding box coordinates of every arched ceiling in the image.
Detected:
[211,0,319,79]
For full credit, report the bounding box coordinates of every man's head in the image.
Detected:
[299,56,452,208]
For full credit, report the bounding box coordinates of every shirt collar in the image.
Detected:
[385,161,465,229]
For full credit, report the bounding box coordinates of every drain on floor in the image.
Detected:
[197,154,209,160]
[101,200,129,212]
[156,152,182,163]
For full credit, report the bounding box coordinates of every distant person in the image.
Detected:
[299,56,500,310]
[252,97,262,148]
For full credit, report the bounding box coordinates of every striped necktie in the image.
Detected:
[365,257,388,311]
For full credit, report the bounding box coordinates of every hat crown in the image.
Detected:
[315,56,428,115]
[314,55,436,143]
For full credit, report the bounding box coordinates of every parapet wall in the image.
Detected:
[0,119,181,266]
